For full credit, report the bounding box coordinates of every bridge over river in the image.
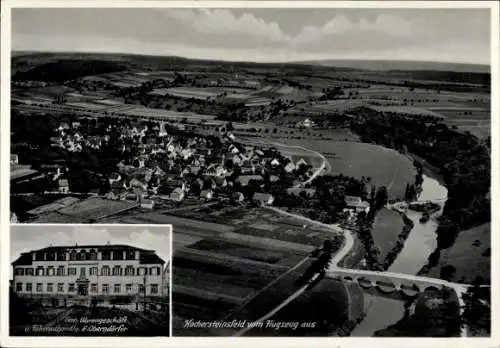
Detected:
[327,267,471,298]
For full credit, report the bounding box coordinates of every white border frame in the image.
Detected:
[1,1,499,347]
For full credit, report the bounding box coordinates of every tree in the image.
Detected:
[369,185,377,206]
[323,239,333,251]
[375,186,388,210]
[461,280,490,335]
[440,264,456,281]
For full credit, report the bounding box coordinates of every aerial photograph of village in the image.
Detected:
[8,6,491,337]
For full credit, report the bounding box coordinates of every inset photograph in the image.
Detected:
[9,224,171,337]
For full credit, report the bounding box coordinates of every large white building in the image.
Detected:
[12,244,167,300]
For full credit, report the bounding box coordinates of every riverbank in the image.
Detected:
[350,174,449,336]
[388,174,447,275]
[374,288,461,337]
[406,153,446,188]
[380,212,414,270]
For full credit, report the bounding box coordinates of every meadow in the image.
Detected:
[371,208,405,262]
[250,138,416,199]
[427,223,490,283]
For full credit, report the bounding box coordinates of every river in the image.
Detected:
[350,174,448,337]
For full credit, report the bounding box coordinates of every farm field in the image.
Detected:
[104,210,236,230]
[372,208,405,262]
[293,140,414,198]
[172,207,339,335]
[65,101,108,110]
[29,197,138,223]
[205,256,316,335]
[118,106,217,121]
[288,99,364,114]
[368,105,444,118]
[241,278,358,336]
[149,87,224,100]
[187,238,305,267]
[447,121,490,139]
[426,223,490,283]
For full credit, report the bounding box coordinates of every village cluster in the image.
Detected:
[11,119,323,212]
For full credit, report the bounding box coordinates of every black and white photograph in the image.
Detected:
[9,224,171,337]
[1,1,497,343]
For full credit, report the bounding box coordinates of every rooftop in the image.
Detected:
[11,164,38,181]
[12,244,160,266]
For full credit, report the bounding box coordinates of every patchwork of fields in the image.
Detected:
[170,206,340,336]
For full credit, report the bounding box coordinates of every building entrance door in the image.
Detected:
[77,281,89,296]
[77,268,89,296]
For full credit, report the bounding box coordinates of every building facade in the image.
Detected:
[12,244,166,300]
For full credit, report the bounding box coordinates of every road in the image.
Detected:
[234,281,311,337]
[222,255,310,322]
[255,204,481,337]
[234,136,329,188]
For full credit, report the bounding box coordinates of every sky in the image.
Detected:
[10,225,171,277]
[12,8,491,64]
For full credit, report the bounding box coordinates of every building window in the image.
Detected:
[26,268,34,276]
[47,267,55,276]
[16,283,22,292]
[102,284,109,294]
[138,284,145,293]
[89,249,97,260]
[150,267,160,276]
[68,267,77,276]
[36,283,43,292]
[126,284,133,293]
[150,284,158,294]
[138,267,146,276]
[57,266,65,276]
[125,266,134,276]
[90,267,98,276]
[68,283,75,292]
[90,284,97,293]
[101,266,110,276]
[112,266,122,276]
[47,252,56,261]
[57,283,64,292]
[47,283,53,293]
[57,251,66,261]
[114,284,121,294]
[35,251,44,261]
[70,250,77,261]
[15,268,24,276]
[126,251,136,260]
[102,251,111,261]
[26,283,32,292]
[113,251,124,260]
[77,250,87,261]
[36,267,44,276]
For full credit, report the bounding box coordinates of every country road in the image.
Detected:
[234,281,311,337]
[235,136,329,187]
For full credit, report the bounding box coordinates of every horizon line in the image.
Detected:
[11,49,491,68]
